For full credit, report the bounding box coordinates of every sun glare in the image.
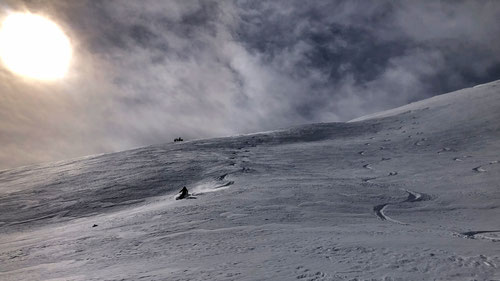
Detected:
[0,12,72,81]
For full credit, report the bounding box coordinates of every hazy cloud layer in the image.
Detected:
[0,0,499,168]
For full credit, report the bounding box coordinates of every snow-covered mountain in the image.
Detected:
[1,80,500,280]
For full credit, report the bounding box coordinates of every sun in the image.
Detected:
[0,12,72,81]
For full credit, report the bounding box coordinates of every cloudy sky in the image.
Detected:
[0,0,499,169]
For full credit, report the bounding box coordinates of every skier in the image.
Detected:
[175,186,189,200]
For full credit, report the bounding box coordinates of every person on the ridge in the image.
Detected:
[176,186,189,200]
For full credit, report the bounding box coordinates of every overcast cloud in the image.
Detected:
[0,0,499,169]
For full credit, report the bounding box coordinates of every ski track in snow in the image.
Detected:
[437,147,452,154]
[192,146,256,196]
[362,177,377,183]
[414,138,427,146]
[472,160,499,173]
[460,230,500,242]
[473,166,487,173]
[362,163,372,170]
[373,190,430,225]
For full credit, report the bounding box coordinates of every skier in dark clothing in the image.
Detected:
[176,186,189,200]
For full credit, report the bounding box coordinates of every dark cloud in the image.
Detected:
[0,0,499,168]
[235,0,500,116]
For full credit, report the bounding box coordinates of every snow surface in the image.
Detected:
[1,80,500,280]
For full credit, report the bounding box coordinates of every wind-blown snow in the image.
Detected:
[1,80,500,280]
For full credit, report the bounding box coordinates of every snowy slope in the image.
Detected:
[1,80,500,280]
